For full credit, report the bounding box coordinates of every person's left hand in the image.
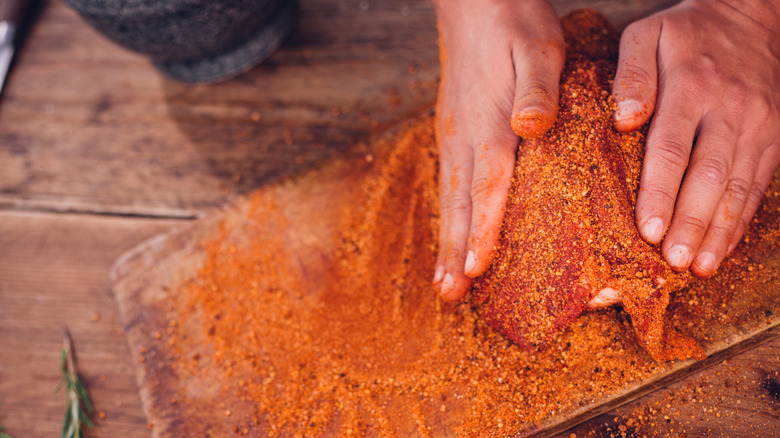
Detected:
[611,0,780,278]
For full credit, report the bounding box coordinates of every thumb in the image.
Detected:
[511,40,565,138]
[612,18,662,132]
[510,17,565,138]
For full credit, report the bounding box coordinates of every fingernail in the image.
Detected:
[464,251,477,275]
[694,251,717,273]
[433,264,444,284]
[666,244,692,269]
[642,217,664,243]
[440,273,455,297]
[615,98,641,121]
[512,108,547,138]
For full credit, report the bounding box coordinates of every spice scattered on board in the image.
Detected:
[157,117,780,437]
[135,10,780,438]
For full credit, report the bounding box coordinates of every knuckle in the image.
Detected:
[468,221,485,238]
[445,245,462,261]
[441,193,470,217]
[514,25,565,57]
[616,62,655,91]
[651,138,691,170]
[516,80,555,105]
[723,176,752,203]
[706,222,736,243]
[749,95,780,128]
[748,180,767,203]
[679,214,709,235]
[470,176,499,203]
[641,181,677,205]
[662,63,709,105]
[690,56,719,84]
[692,156,730,187]
[722,82,750,115]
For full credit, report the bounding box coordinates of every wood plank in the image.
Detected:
[0,211,187,437]
[110,126,780,436]
[0,0,439,217]
[2,0,775,435]
[0,172,774,436]
[560,339,780,437]
[0,0,679,217]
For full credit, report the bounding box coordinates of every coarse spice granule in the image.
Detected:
[170,116,664,436]
[154,9,780,438]
[162,107,780,435]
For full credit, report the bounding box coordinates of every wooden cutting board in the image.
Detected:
[111,115,780,437]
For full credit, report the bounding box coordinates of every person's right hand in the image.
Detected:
[432,0,565,300]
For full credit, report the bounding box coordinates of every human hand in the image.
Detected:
[432,0,565,300]
[612,0,780,278]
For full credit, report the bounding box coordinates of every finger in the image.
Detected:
[728,143,780,253]
[433,205,446,286]
[690,151,756,277]
[510,16,565,138]
[662,121,736,271]
[464,138,517,278]
[438,158,474,301]
[635,79,703,246]
[433,118,451,287]
[612,18,661,132]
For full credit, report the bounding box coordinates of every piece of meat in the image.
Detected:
[471,10,704,362]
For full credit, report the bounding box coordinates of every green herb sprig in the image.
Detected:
[1,401,14,438]
[57,329,94,438]
[0,423,12,438]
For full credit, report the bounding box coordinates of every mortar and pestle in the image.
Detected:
[64,0,295,83]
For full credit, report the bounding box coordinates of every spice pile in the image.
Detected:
[170,116,665,436]
[158,121,780,436]
[141,10,780,438]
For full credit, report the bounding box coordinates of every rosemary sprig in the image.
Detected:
[1,401,14,438]
[0,424,13,438]
[56,329,94,438]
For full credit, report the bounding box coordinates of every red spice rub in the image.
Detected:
[151,9,780,437]
[472,10,704,362]
[171,117,670,436]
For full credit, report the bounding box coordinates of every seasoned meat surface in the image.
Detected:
[472,11,704,362]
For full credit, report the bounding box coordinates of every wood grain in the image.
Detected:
[0,0,680,218]
[560,339,780,437]
[0,0,439,217]
[0,211,186,437]
[0,208,775,437]
[1,0,778,436]
[111,127,780,436]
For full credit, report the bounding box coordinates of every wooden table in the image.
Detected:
[0,1,777,436]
